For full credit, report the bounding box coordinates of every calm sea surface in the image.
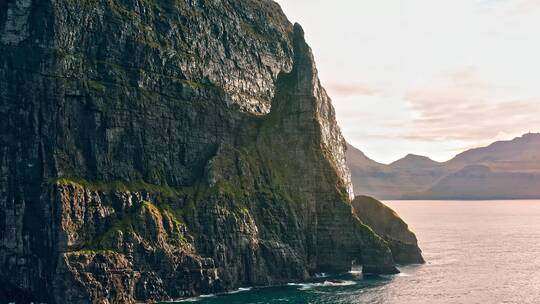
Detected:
[173,200,540,304]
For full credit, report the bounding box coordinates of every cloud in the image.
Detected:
[325,82,383,97]
[514,0,540,13]
[397,68,540,143]
[277,0,540,162]
[477,0,540,15]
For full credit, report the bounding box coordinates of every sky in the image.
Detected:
[275,0,540,163]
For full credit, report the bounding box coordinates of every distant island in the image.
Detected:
[347,133,540,200]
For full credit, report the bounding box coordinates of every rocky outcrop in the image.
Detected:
[1,1,417,303]
[352,196,424,264]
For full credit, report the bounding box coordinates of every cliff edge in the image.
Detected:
[0,1,419,303]
[352,196,424,264]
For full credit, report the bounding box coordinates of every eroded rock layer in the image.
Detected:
[1,1,418,303]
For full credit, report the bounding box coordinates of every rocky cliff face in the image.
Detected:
[352,196,424,264]
[1,1,417,303]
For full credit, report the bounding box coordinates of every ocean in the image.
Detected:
[170,200,540,304]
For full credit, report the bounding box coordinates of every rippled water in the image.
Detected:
[171,200,540,304]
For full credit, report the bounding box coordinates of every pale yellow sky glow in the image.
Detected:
[276,0,540,163]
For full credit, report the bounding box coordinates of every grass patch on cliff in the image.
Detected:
[50,177,182,198]
[50,177,204,243]
[86,79,107,93]
[80,200,191,253]
[66,249,117,256]
[204,140,306,217]
[49,176,209,220]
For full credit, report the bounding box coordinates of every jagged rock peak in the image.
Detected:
[272,22,354,200]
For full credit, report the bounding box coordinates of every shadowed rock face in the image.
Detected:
[0,1,416,303]
[352,196,424,264]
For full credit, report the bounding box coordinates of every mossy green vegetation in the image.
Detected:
[51,177,200,252]
[86,79,106,93]
[65,249,117,256]
[76,199,191,253]
[50,176,211,220]
[51,177,182,198]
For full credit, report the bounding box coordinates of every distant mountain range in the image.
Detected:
[347,133,540,200]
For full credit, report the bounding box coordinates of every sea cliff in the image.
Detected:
[0,1,421,303]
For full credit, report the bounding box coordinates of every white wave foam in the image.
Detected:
[227,287,253,294]
[349,266,364,275]
[176,298,201,302]
[380,271,411,279]
[175,293,215,302]
[288,280,357,290]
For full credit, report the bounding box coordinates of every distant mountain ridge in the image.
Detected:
[390,154,441,169]
[347,133,540,200]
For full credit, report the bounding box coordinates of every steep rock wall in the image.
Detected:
[0,1,415,303]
